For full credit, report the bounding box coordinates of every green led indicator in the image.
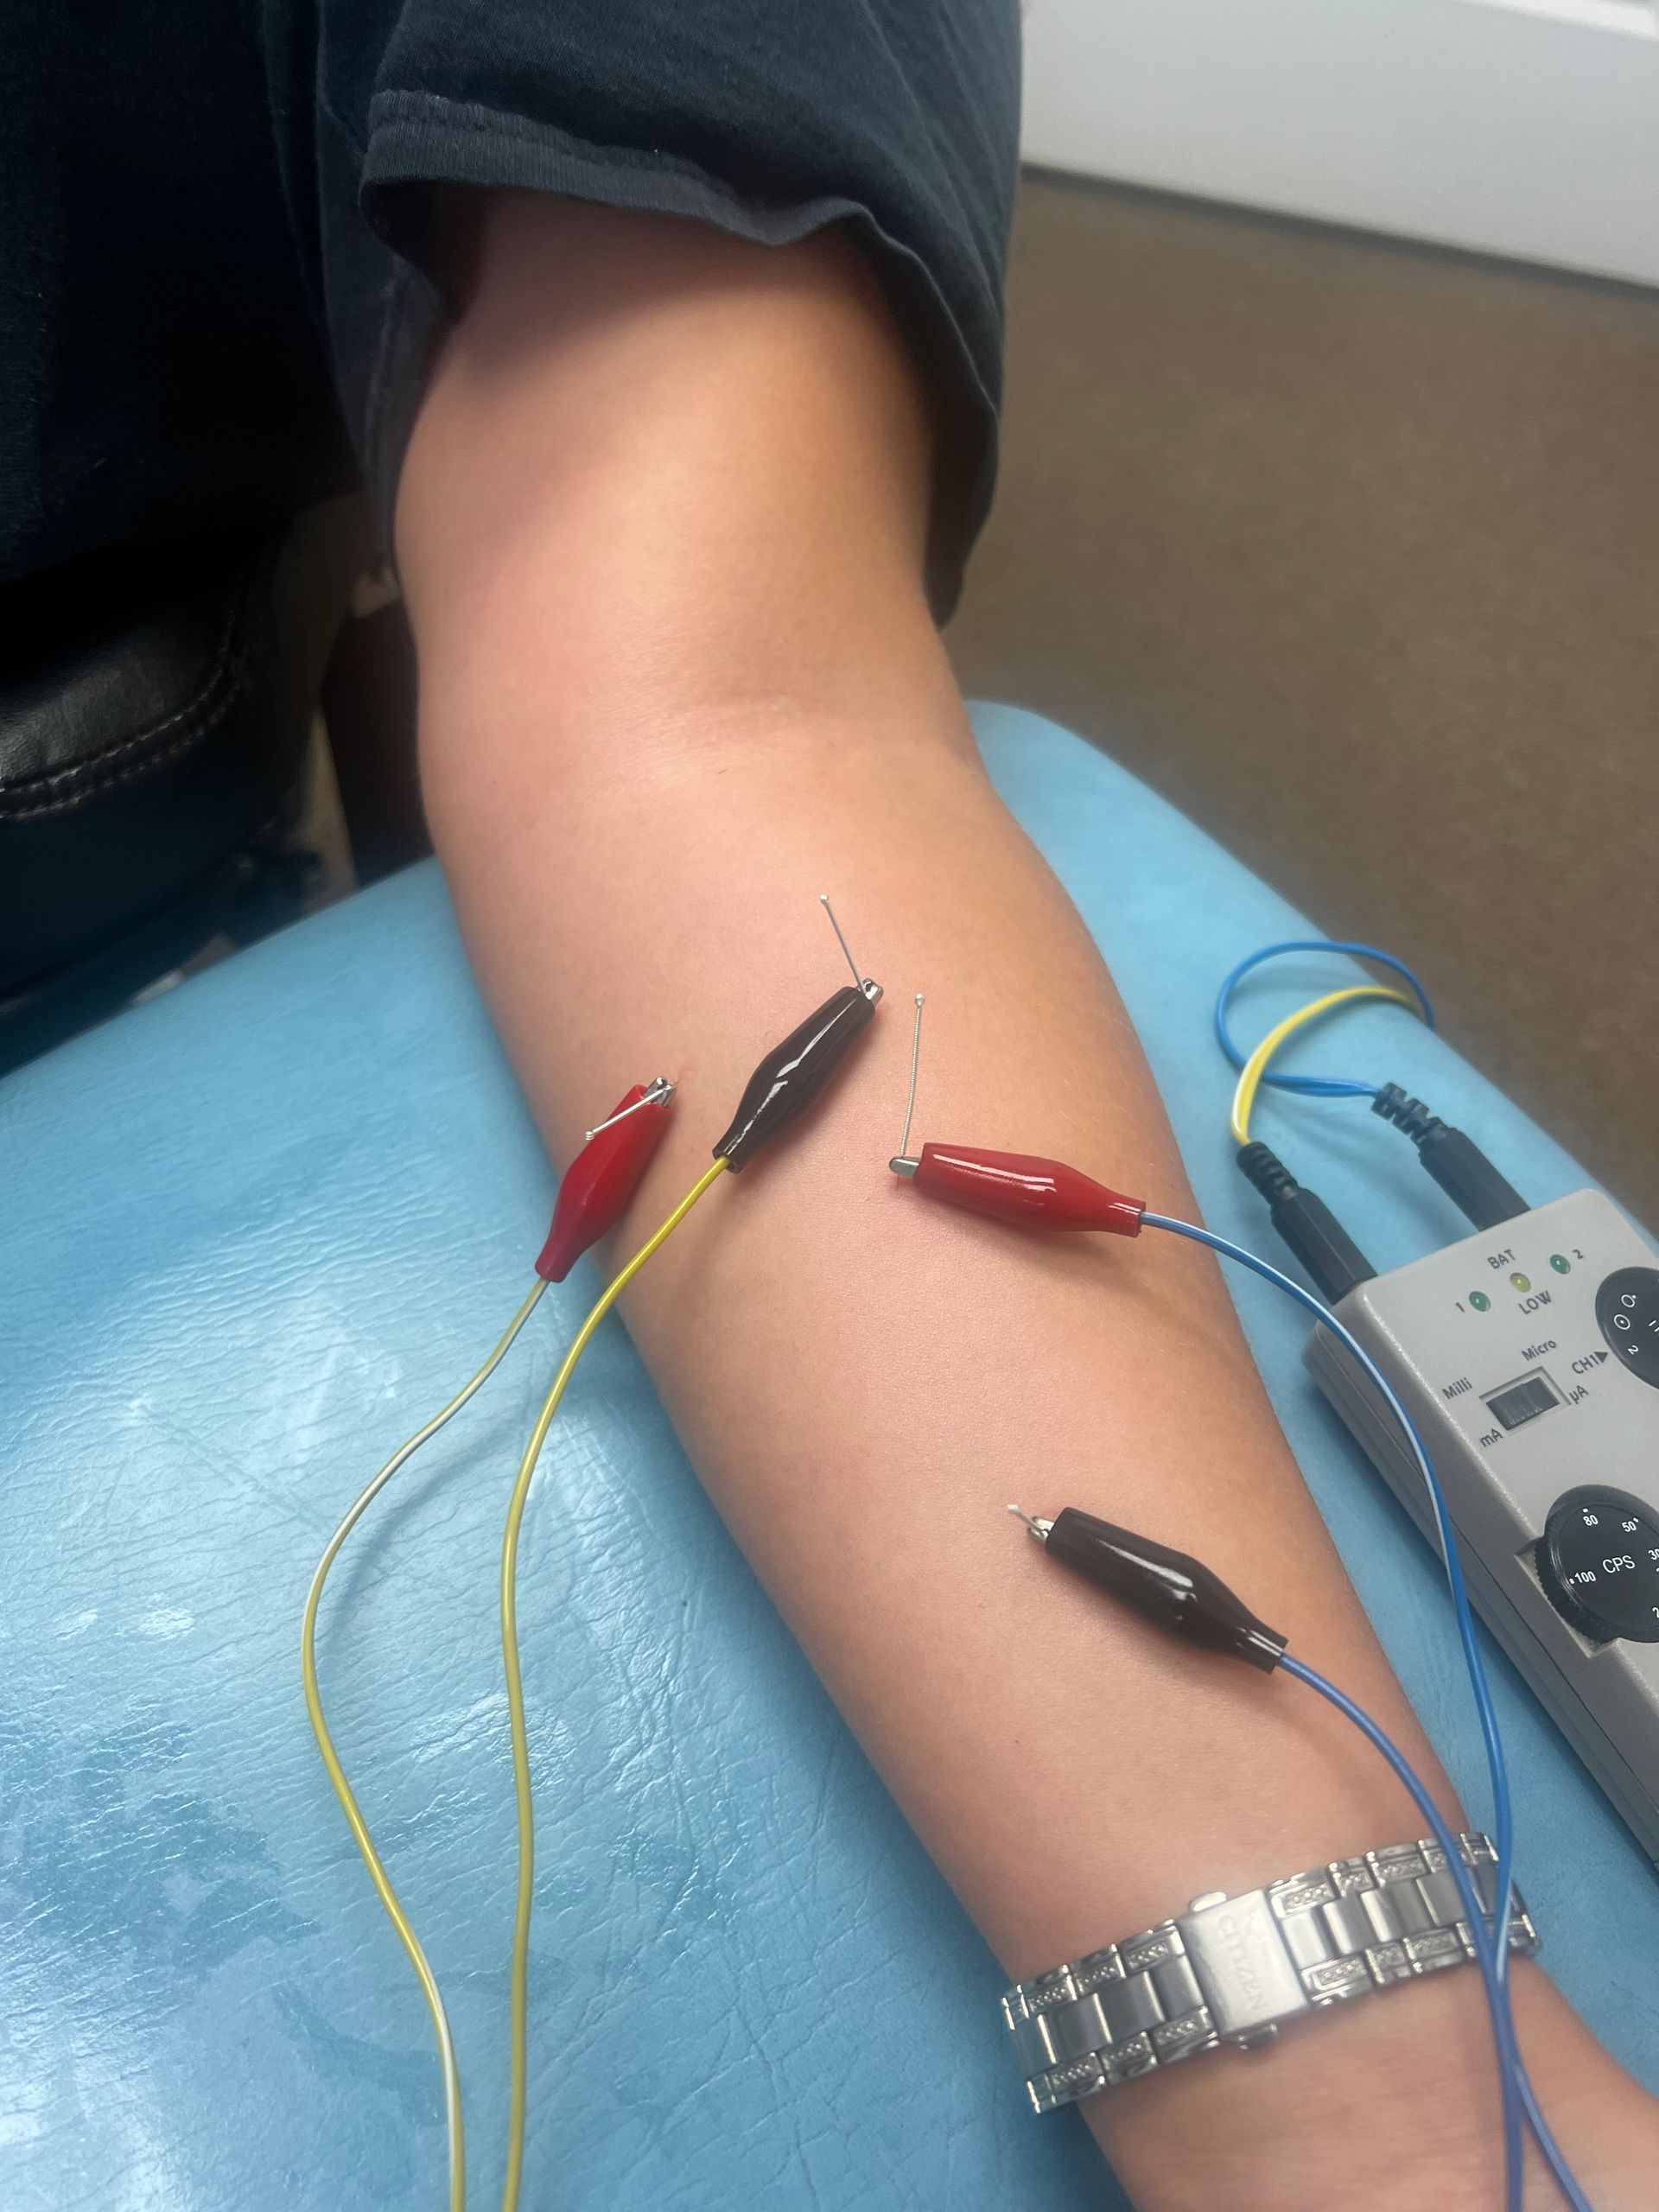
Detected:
[1550,1254,1571,1274]
[1469,1290,1491,1313]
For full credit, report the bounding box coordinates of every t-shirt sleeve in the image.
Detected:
[308,0,1020,613]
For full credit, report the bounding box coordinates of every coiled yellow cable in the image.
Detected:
[499,1156,730,2212]
[1230,984,1422,1147]
[302,1278,549,2212]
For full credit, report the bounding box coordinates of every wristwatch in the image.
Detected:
[1001,1832,1536,2113]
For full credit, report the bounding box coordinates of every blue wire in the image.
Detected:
[1280,1655,1592,2212]
[1140,1212,1593,2210]
[1140,1211,1510,1925]
[1278,1655,1522,2209]
[1213,939,1435,1101]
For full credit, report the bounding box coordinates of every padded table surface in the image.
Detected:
[4,704,1655,2211]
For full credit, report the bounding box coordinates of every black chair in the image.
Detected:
[0,512,359,1072]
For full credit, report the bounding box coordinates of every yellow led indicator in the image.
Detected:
[1510,1271,1531,1293]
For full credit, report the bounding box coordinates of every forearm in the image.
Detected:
[397,199,1651,2209]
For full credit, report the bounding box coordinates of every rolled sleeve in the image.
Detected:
[310,0,1020,611]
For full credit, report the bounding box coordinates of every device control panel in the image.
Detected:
[1303,1189,1659,1859]
[1537,1485,1659,1645]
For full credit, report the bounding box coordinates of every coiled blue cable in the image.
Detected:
[1214,939,1435,1101]
[1141,1211,1592,2210]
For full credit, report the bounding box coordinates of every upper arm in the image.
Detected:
[395,197,970,797]
[296,0,1022,613]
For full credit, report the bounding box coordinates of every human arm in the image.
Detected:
[394,194,1657,2210]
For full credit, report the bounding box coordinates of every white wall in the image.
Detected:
[1023,0,1659,288]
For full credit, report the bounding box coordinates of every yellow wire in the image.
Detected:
[499,1157,730,2212]
[1230,984,1424,1147]
[302,1278,549,2212]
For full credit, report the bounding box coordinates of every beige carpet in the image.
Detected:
[949,168,1659,1223]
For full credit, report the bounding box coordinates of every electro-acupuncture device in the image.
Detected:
[881,942,1650,2209]
[887,967,1586,2209]
[1205,943,1659,1865]
[1309,1190,1659,1860]
[306,919,1638,2212]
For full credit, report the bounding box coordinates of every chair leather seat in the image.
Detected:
[0,528,314,996]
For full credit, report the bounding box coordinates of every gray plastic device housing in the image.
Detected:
[1305,1189,1659,1861]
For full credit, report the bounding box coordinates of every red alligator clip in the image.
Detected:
[890,1143,1143,1237]
[536,1079,676,1281]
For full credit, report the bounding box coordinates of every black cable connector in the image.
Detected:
[1016,1506,1287,1672]
[1371,1084,1527,1233]
[713,980,882,1170]
[1236,1141,1376,1304]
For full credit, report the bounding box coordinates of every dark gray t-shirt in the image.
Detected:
[3,0,1020,610]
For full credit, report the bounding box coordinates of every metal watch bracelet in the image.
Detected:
[1001,1832,1537,2114]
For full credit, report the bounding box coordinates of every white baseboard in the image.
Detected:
[1022,0,1659,288]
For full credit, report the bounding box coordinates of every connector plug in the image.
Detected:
[1372,1084,1526,1232]
[1236,1141,1376,1304]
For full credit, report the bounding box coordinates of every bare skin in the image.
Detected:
[396,194,1658,2209]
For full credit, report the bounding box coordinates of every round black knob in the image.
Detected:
[1538,1485,1659,1644]
[1596,1266,1659,1389]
